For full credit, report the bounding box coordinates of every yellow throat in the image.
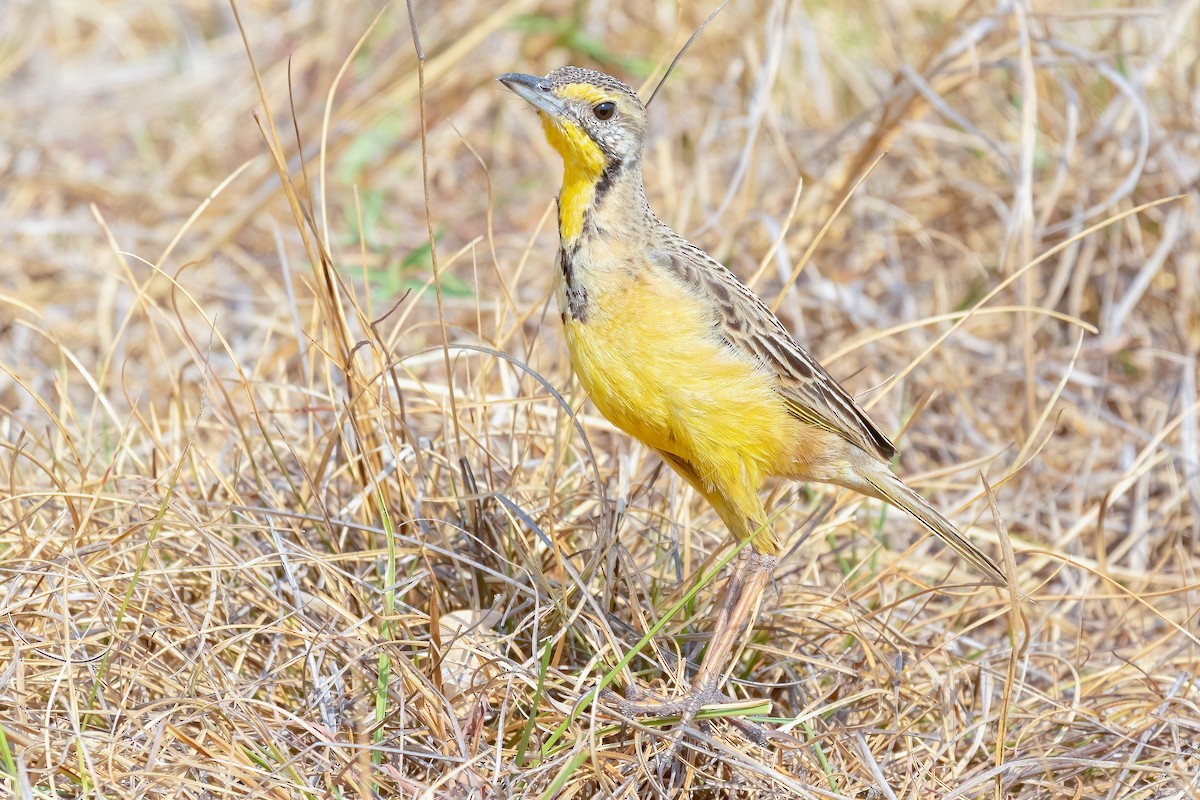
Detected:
[537,95,608,244]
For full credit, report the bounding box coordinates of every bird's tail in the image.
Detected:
[861,469,1007,586]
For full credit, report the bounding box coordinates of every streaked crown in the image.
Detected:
[500,66,648,169]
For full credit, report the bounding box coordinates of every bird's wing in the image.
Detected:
[652,234,898,463]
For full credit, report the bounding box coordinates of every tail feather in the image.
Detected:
[864,471,1007,586]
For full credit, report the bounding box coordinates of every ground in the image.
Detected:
[1,1,1197,798]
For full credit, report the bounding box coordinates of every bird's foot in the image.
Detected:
[599,682,772,753]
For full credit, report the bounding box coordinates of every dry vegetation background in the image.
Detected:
[2,0,1198,797]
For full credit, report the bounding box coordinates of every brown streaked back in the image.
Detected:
[649,226,899,463]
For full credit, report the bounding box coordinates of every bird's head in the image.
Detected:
[498,66,647,179]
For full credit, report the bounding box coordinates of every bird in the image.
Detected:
[498,66,1006,738]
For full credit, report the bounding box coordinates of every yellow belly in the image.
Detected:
[562,270,796,495]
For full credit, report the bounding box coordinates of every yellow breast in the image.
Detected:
[562,267,797,491]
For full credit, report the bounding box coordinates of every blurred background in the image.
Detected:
[1,1,1197,797]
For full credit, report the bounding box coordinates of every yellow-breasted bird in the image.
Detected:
[499,66,1006,733]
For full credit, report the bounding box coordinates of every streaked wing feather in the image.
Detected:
[653,233,897,462]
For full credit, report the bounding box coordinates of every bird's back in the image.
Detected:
[560,221,804,490]
[642,221,898,465]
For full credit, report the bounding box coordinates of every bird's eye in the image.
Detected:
[593,101,616,120]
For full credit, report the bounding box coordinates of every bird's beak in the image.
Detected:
[498,72,569,119]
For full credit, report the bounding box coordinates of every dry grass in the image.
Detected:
[2,0,1198,797]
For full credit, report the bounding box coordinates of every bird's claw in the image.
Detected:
[596,681,773,754]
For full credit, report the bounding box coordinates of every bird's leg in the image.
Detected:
[603,548,778,734]
[689,549,776,700]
